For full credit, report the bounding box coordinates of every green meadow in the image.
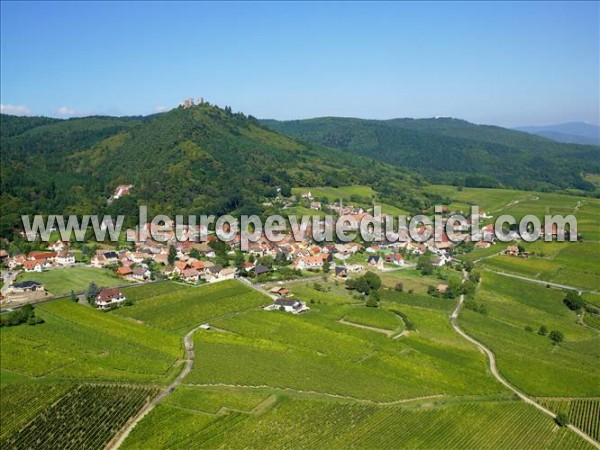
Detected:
[16,266,127,295]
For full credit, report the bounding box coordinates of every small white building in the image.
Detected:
[265,298,309,314]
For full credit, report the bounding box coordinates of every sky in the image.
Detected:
[1,1,598,127]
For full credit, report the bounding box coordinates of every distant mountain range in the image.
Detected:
[262,117,600,192]
[514,122,600,145]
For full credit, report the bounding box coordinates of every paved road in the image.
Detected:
[484,268,600,294]
[107,323,204,449]
[451,275,600,449]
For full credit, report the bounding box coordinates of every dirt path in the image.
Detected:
[484,268,599,294]
[338,318,396,337]
[184,382,444,406]
[450,274,600,449]
[106,323,204,450]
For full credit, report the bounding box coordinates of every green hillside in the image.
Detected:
[262,117,600,192]
[0,106,429,238]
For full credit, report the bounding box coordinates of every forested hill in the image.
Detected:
[0,105,431,238]
[261,117,600,192]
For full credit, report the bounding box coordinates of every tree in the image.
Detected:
[322,261,330,273]
[86,282,99,302]
[549,330,564,344]
[517,244,526,254]
[463,261,474,272]
[355,278,371,295]
[366,290,380,307]
[280,185,292,197]
[395,282,404,292]
[234,251,245,272]
[555,412,570,427]
[563,291,585,311]
[168,245,177,265]
[189,248,201,260]
[363,271,381,291]
[538,325,548,336]
[70,290,78,303]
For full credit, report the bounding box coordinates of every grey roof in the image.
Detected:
[274,298,300,307]
[13,280,43,289]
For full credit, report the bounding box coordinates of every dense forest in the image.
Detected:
[262,117,600,192]
[0,105,433,238]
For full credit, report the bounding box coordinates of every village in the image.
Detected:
[0,187,529,312]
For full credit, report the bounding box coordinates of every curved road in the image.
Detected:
[106,323,203,450]
[451,291,600,449]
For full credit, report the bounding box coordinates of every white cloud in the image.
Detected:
[154,105,169,113]
[56,106,76,116]
[0,104,31,116]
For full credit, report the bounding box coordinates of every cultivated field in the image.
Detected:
[0,299,181,383]
[122,391,593,449]
[113,280,268,334]
[459,272,600,397]
[537,398,600,442]
[1,384,158,450]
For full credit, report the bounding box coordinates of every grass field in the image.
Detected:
[459,272,600,397]
[15,266,127,295]
[122,392,593,449]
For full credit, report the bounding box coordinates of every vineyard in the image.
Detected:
[122,395,594,449]
[0,382,74,440]
[112,280,269,334]
[1,384,158,450]
[188,306,502,401]
[538,398,600,442]
[0,299,181,383]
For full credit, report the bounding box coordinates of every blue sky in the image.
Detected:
[1,1,598,126]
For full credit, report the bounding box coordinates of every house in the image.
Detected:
[112,184,133,200]
[96,288,126,310]
[153,253,169,265]
[7,255,27,269]
[116,267,133,277]
[254,265,271,276]
[55,251,75,265]
[243,261,256,272]
[28,251,57,261]
[11,280,44,293]
[310,201,322,210]
[181,268,200,282]
[431,256,446,267]
[385,253,404,266]
[293,254,328,270]
[218,267,236,280]
[132,267,150,281]
[367,255,384,270]
[270,286,291,296]
[23,260,43,272]
[335,266,348,278]
[91,251,119,268]
[505,245,519,256]
[270,297,308,314]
